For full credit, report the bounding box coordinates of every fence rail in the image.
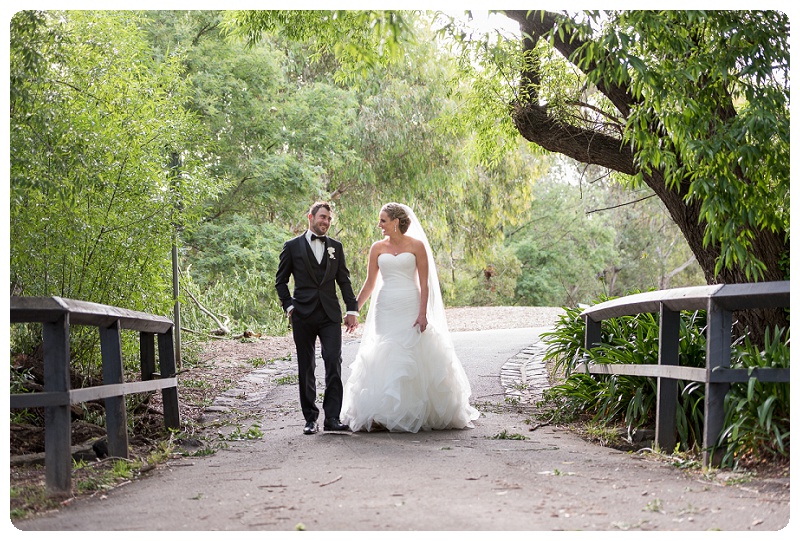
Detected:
[10,296,180,495]
[578,281,790,466]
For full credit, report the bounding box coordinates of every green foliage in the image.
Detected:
[541,301,709,448]
[584,422,624,448]
[143,10,340,226]
[14,10,780,376]
[179,266,286,337]
[210,10,788,329]
[442,18,525,167]
[220,12,535,314]
[447,245,520,307]
[10,11,223,364]
[219,423,264,441]
[643,498,663,513]
[276,374,300,385]
[9,357,39,425]
[535,387,584,425]
[490,430,529,440]
[509,178,614,306]
[540,10,790,281]
[185,215,286,287]
[617,11,788,279]
[506,160,703,307]
[222,10,415,85]
[539,294,790,463]
[539,304,588,376]
[718,326,790,468]
[247,357,272,368]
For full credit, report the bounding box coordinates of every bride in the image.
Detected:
[341,203,480,432]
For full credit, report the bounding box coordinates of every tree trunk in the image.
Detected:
[505,10,788,343]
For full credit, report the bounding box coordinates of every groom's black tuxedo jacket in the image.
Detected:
[275,233,358,323]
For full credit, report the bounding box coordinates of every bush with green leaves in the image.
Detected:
[719,326,790,468]
[540,303,706,447]
[538,296,789,466]
[178,266,287,337]
[10,11,223,373]
[178,215,290,336]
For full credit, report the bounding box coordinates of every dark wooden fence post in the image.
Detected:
[584,317,602,350]
[655,304,680,453]
[158,328,180,430]
[704,299,732,467]
[42,314,72,495]
[140,331,156,381]
[99,320,129,459]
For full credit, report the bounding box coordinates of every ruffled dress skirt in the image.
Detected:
[341,252,480,432]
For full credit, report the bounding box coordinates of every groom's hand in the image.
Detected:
[344,314,358,333]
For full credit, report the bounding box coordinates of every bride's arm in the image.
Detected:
[356,242,381,311]
[414,240,429,331]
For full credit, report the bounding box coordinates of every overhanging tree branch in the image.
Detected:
[586,193,657,215]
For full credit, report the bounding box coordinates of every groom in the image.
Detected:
[275,201,359,435]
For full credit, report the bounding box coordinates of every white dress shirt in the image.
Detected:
[306,230,325,263]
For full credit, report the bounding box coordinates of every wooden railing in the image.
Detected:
[579,281,790,467]
[10,296,180,495]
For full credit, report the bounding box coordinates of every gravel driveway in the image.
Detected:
[444,306,566,331]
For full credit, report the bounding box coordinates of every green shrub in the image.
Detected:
[179,266,286,336]
[718,326,790,468]
[538,294,789,464]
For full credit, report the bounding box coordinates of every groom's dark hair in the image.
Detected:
[309,201,331,217]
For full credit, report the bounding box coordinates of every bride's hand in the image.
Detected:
[414,315,428,333]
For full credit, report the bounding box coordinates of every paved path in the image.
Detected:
[12,328,791,532]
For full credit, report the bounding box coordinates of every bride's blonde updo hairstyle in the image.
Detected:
[381,202,411,234]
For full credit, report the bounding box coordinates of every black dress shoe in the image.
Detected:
[303,421,318,435]
[323,418,350,431]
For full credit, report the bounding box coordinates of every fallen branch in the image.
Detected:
[182,286,230,336]
[319,475,343,487]
[528,421,551,432]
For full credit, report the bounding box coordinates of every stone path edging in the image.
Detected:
[499,337,550,405]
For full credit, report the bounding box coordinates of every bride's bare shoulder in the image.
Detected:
[369,239,388,254]
[409,237,427,253]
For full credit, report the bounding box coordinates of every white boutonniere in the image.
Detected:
[327,247,336,259]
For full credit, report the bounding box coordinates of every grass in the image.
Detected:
[248,357,274,368]
[218,423,264,441]
[11,453,162,520]
[276,374,299,385]
[9,431,208,521]
[644,498,664,513]
[182,378,212,390]
[490,429,529,440]
[582,422,624,447]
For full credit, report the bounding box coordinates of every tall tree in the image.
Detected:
[226,10,789,336]
[144,11,330,226]
[502,10,788,337]
[220,10,539,304]
[10,10,220,315]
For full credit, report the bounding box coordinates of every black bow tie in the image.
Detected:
[310,234,327,242]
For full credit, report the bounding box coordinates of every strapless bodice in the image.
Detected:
[378,252,417,288]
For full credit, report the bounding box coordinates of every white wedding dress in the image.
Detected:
[342,251,480,432]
